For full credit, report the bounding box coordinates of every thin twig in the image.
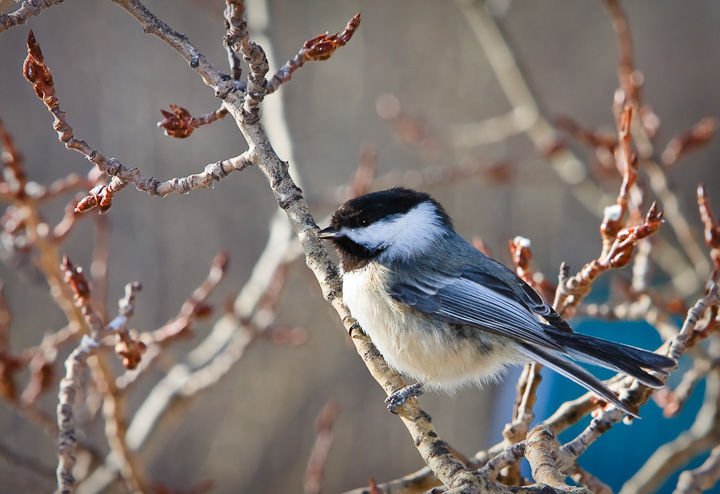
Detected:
[0,0,65,33]
[304,400,341,494]
[673,443,720,494]
[57,335,98,494]
[458,0,700,297]
[266,13,362,94]
[662,117,718,167]
[621,366,720,494]
[601,0,712,281]
[91,213,110,322]
[23,29,250,213]
[603,0,641,105]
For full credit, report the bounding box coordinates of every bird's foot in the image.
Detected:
[385,382,424,414]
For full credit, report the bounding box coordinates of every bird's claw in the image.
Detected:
[385,383,424,414]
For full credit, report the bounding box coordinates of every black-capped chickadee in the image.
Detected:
[318,187,674,416]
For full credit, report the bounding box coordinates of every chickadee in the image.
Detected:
[318,187,674,416]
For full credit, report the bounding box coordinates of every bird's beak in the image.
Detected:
[318,226,343,239]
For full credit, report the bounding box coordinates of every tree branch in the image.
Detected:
[0,0,65,34]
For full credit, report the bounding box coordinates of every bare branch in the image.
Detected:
[145,251,228,346]
[22,31,252,212]
[600,105,637,256]
[91,213,110,322]
[0,0,65,34]
[662,117,718,166]
[61,257,103,337]
[3,1,718,493]
[115,252,228,392]
[603,0,642,105]
[669,283,720,362]
[674,443,720,494]
[304,400,341,494]
[458,0,702,297]
[621,366,720,494]
[57,335,98,494]
[107,283,147,370]
[599,0,712,280]
[698,183,720,274]
[59,258,148,493]
[525,426,590,493]
[223,0,269,122]
[267,13,362,94]
[556,202,663,316]
[479,442,524,482]
[555,115,617,151]
[52,198,83,243]
[654,358,713,417]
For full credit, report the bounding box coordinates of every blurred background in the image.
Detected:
[1,0,719,493]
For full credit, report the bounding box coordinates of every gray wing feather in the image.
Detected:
[462,261,572,333]
[390,268,566,351]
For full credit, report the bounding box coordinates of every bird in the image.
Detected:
[318,186,675,416]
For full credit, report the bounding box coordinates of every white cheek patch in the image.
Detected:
[342,202,445,260]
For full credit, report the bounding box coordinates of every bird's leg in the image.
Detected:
[385,382,424,413]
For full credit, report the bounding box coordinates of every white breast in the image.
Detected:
[342,263,523,391]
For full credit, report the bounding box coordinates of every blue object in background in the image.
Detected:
[543,318,708,493]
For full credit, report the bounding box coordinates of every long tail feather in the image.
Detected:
[517,343,638,417]
[543,326,675,389]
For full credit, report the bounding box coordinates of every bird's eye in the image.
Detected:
[358,217,369,227]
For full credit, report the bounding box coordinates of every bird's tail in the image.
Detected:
[518,328,675,418]
[544,326,675,388]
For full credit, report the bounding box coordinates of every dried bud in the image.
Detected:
[509,236,532,270]
[115,338,147,370]
[645,201,663,225]
[302,13,361,61]
[608,202,663,269]
[601,203,625,244]
[61,256,91,301]
[610,249,632,269]
[23,31,55,102]
[157,105,198,139]
[191,301,213,319]
[76,184,115,213]
[212,250,230,273]
[76,194,99,213]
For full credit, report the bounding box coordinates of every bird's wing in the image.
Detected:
[389,264,567,351]
[469,259,573,334]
